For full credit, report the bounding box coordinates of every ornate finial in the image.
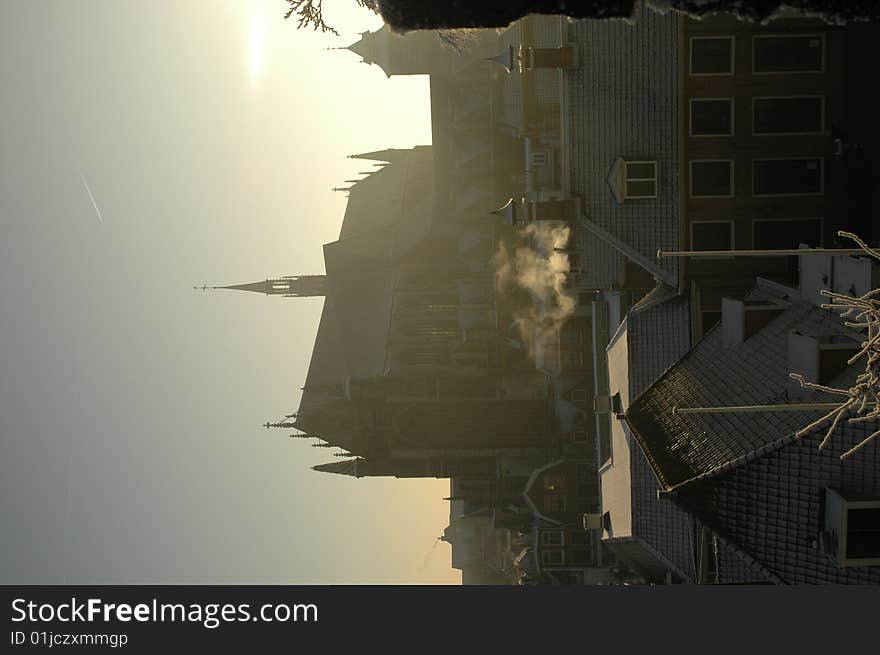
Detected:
[265,420,297,429]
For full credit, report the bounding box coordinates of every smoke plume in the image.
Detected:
[492,223,577,362]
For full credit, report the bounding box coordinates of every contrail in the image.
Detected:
[79,172,104,223]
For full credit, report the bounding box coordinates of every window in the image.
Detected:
[572,429,589,443]
[753,34,824,74]
[848,508,880,559]
[541,531,564,547]
[753,158,823,196]
[563,351,584,367]
[576,464,591,481]
[530,150,548,168]
[570,531,593,546]
[690,36,734,75]
[823,488,880,567]
[570,389,587,403]
[690,98,734,136]
[690,160,734,198]
[542,550,564,566]
[544,495,566,513]
[543,474,564,492]
[624,161,658,199]
[753,218,823,250]
[569,550,593,566]
[690,220,734,256]
[753,96,824,135]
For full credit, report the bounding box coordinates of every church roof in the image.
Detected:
[297,148,433,425]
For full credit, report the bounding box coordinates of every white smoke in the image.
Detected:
[492,222,577,360]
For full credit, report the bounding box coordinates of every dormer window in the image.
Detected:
[821,489,880,567]
[788,331,861,395]
[625,161,658,199]
[607,158,658,203]
[721,298,786,347]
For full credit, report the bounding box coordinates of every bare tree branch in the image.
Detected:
[283,0,378,37]
[792,231,880,459]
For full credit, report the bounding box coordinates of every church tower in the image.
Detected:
[197,275,327,298]
[344,25,452,77]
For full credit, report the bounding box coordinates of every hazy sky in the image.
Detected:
[0,0,460,584]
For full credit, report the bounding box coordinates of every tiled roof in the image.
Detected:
[626,285,864,490]
[565,6,680,288]
[629,436,696,581]
[625,285,691,400]
[602,287,696,582]
[498,24,523,130]
[623,281,880,583]
[676,419,880,584]
[627,290,695,580]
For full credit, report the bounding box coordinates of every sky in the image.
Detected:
[0,0,460,584]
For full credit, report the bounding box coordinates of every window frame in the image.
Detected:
[690,219,735,258]
[752,33,825,75]
[689,97,735,137]
[752,157,824,197]
[824,488,880,567]
[623,160,659,200]
[690,159,735,199]
[689,35,735,76]
[541,531,565,547]
[570,389,588,403]
[751,217,824,250]
[541,549,564,566]
[752,95,825,136]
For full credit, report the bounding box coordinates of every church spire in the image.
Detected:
[197,275,327,297]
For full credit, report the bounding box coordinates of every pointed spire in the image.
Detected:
[207,275,326,297]
[348,148,404,163]
[312,458,361,477]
